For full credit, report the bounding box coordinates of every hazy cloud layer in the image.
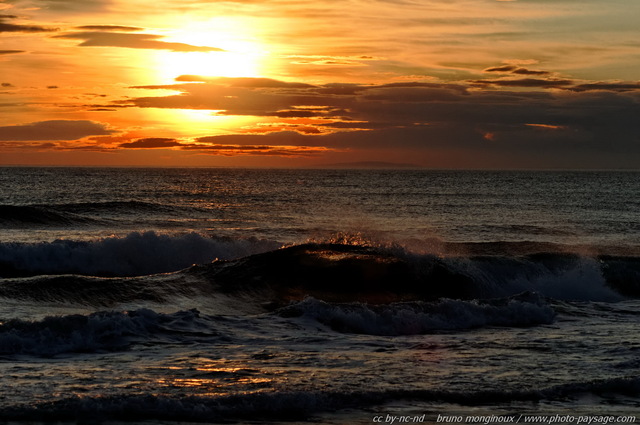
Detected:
[1,0,112,12]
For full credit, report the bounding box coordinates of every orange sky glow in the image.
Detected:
[1,0,639,168]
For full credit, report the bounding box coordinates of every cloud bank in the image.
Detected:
[106,74,640,167]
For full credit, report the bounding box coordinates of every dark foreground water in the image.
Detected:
[0,167,639,424]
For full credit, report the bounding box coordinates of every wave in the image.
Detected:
[277,292,555,335]
[48,200,181,214]
[0,204,97,227]
[1,242,638,307]
[2,377,638,422]
[0,231,281,277]
[190,243,638,303]
[0,201,202,229]
[0,308,220,356]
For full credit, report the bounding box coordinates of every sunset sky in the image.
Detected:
[1,0,639,168]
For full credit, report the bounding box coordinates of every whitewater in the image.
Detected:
[0,167,639,424]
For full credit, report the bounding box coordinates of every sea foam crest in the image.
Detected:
[0,231,281,277]
[442,254,628,302]
[278,292,555,335]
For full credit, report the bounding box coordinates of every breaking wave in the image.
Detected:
[277,292,555,335]
[0,231,281,277]
[1,242,638,307]
[0,308,220,356]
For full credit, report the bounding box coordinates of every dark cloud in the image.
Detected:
[568,82,640,92]
[0,18,57,33]
[119,138,181,148]
[3,0,112,12]
[194,132,313,146]
[0,50,25,55]
[52,32,225,52]
[75,25,143,32]
[110,133,330,156]
[0,120,114,141]
[484,65,518,73]
[267,109,323,118]
[1,82,14,87]
[180,141,330,157]
[471,78,574,88]
[174,75,315,88]
[512,68,551,76]
[105,76,640,167]
[117,78,470,118]
[484,65,551,76]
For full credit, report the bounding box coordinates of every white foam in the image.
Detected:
[280,293,555,335]
[447,255,626,302]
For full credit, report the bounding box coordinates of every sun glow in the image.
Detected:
[154,19,267,83]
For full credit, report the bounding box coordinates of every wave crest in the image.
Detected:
[277,292,555,335]
[0,308,217,356]
[0,231,281,277]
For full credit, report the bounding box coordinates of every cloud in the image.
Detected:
[113,133,331,156]
[484,65,551,75]
[52,32,225,52]
[0,50,25,55]
[0,16,57,33]
[75,25,143,32]
[173,75,315,88]
[568,82,640,92]
[0,120,115,141]
[180,142,331,157]
[119,138,181,148]
[102,75,640,166]
[471,78,574,88]
[2,0,112,12]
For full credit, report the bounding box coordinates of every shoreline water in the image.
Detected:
[1,168,639,423]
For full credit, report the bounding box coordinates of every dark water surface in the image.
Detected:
[1,167,639,424]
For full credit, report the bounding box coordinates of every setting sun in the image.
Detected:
[1,0,639,168]
[154,19,267,83]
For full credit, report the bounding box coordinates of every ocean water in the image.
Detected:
[0,167,639,424]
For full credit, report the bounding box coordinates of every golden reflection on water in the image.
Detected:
[155,364,273,397]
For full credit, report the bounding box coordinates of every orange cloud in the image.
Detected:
[0,120,115,141]
[52,31,225,52]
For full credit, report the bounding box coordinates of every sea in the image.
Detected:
[0,167,639,425]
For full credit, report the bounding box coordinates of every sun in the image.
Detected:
[153,19,267,83]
